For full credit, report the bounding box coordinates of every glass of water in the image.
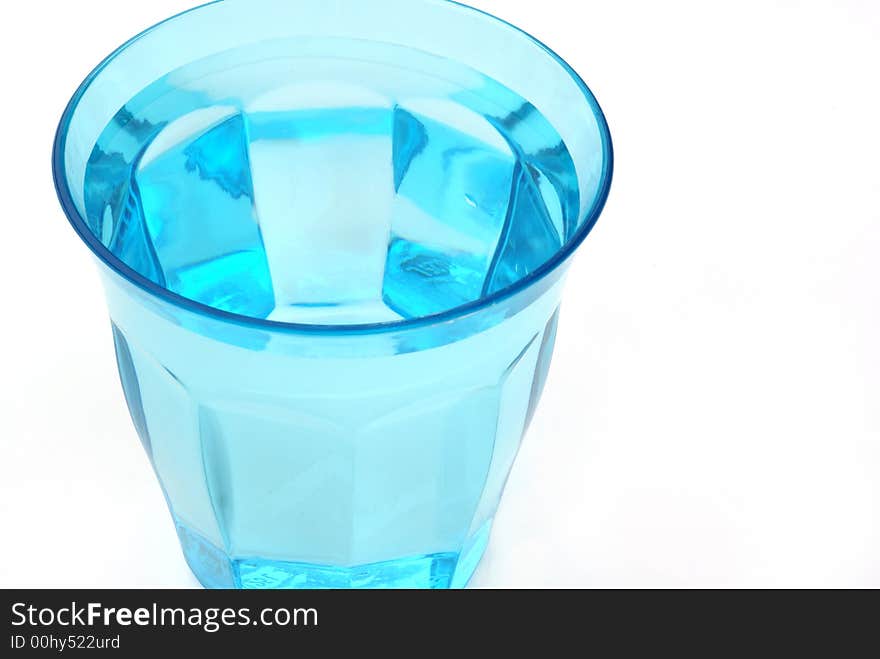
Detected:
[53,0,612,588]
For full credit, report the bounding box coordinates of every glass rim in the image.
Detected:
[52,0,614,336]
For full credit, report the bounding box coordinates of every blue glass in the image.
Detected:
[53,0,612,589]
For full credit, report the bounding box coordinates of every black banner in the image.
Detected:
[1,589,875,654]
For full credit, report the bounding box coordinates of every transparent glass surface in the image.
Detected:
[53,0,612,588]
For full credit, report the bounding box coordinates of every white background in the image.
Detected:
[0,0,878,588]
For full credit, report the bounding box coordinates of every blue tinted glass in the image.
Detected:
[54,0,612,588]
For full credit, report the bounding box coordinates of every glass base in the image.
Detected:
[176,521,491,589]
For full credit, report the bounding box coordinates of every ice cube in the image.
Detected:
[484,163,563,295]
[135,112,275,317]
[383,103,516,318]
[246,82,395,313]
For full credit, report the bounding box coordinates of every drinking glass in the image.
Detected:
[52,0,612,588]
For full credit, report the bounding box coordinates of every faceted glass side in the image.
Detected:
[108,296,560,588]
